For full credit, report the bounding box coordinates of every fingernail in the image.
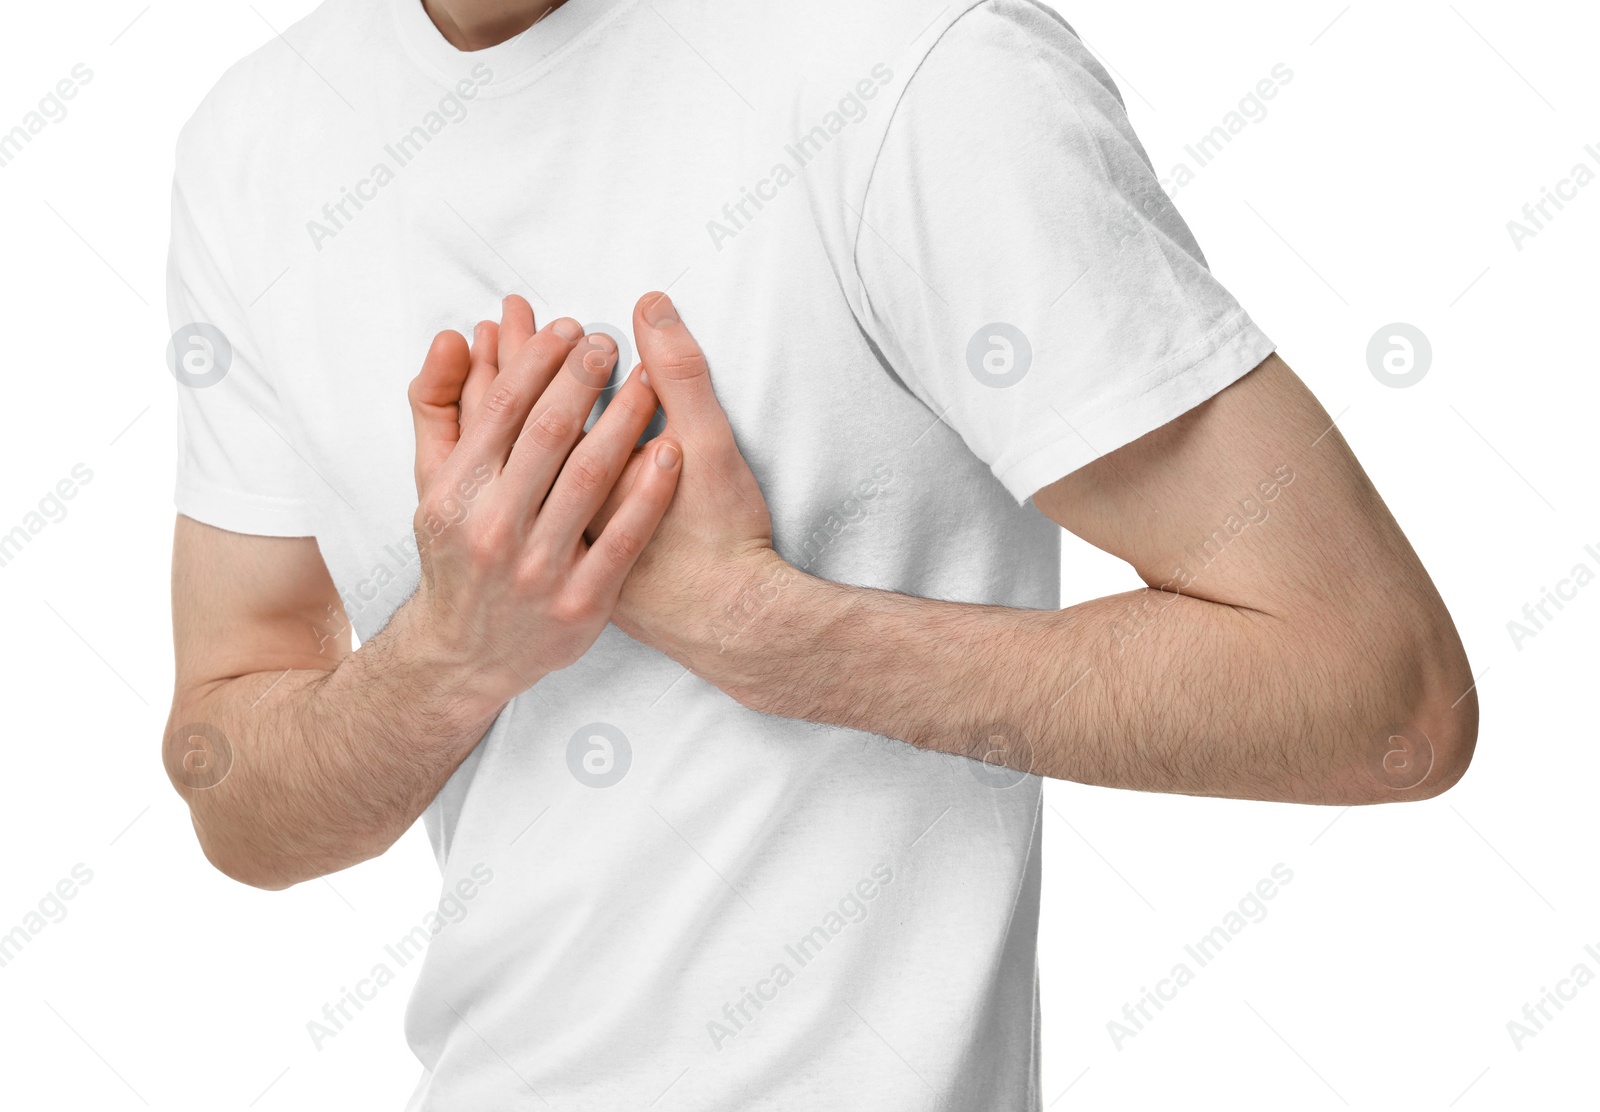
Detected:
[552,318,583,342]
[583,349,612,373]
[643,293,678,328]
[656,441,681,470]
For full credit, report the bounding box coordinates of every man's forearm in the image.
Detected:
[166,311,682,889]
[168,602,506,889]
[691,558,1472,805]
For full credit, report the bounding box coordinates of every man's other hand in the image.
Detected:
[401,297,682,705]
[585,292,785,670]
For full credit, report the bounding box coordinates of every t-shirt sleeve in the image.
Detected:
[167,118,318,537]
[854,0,1276,504]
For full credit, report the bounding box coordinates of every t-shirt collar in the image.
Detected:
[389,0,632,92]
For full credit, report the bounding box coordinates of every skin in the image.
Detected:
[420,0,568,51]
[163,1,1477,886]
[593,295,1477,805]
[166,302,681,886]
[168,289,1476,887]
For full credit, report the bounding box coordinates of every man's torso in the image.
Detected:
[180,1,1062,1105]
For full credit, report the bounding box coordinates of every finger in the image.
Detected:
[584,445,648,544]
[452,316,584,475]
[633,292,735,445]
[461,319,500,424]
[500,333,619,518]
[569,438,682,604]
[499,294,537,369]
[408,329,471,493]
[535,362,664,554]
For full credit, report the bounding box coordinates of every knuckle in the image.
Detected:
[524,406,574,452]
[525,330,577,371]
[417,491,446,522]
[600,526,643,570]
[481,384,522,420]
[549,591,597,629]
[466,533,500,567]
[512,554,554,597]
[564,451,610,496]
[656,347,705,379]
[466,537,499,568]
[604,386,652,426]
[465,513,512,564]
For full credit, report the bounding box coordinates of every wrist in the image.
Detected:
[690,550,842,713]
[375,596,520,724]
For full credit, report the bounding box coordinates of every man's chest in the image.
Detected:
[238,164,916,640]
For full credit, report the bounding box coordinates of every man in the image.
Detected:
[162,0,1477,1107]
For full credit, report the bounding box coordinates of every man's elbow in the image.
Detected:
[1399,681,1478,801]
[192,821,300,891]
[164,744,298,890]
[1350,642,1479,804]
[186,811,391,890]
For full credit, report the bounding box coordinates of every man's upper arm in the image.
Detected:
[168,104,338,704]
[170,515,348,705]
[1032,353,1461,654]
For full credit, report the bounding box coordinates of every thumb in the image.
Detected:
[408,329,471,493]
[633,292,733,445]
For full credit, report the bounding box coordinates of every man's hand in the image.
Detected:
[163,301,683,889]
[585,292,784,671]
[397,299,684,706]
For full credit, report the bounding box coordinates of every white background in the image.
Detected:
[1,1,1595,1108]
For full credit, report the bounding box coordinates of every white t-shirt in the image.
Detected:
[168,0,1275,1107]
